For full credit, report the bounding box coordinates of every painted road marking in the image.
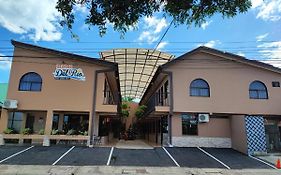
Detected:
[249,155,278,169]
[0,145,34,164]
[197,147,231,169]
[107,147,114,166]
[162,147,180,167]
[52,146,75,165]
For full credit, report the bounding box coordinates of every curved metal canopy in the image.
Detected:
[100,49,174,99]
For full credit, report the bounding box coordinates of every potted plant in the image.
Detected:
[3,128,16,134]
[121,102,130,118]
[135,105,147,119]
[38,129,44,135]
[21,128,32,135]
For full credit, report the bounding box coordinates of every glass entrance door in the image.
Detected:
[265,124,281,152]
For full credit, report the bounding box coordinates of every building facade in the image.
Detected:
[140,47,281,155]
[0,40,121,145]
[1,41,281,155]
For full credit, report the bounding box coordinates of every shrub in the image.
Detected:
[66,129,76,135]
[121,103,128,109]
[51,129,59,135]
[79,131,88,136]
[3,128,15,134]
[21,128,32,135]
[122,109,129,118]
[135,105,147,119]
[38,129,44,135]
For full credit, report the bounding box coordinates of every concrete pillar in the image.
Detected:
[43,136,50,146]
[168,114,172,145]
[94,113,99,136]
[21,113,27,131]
[44,110,53,135]
[0,109,9,133]
[0,134,4,145]
[230,115,248,154]
[88,111,93,146]
[58,113,64,131]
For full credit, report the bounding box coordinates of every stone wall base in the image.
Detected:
[172,136,231,148]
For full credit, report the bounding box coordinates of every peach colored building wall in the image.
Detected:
[172,114,231,138]
[171,114,182,137]
[6,47,103,112]
[230,115,248,154]
[166,51,281,115]
[198,118,231,138]
[96,73,117,113]
[0,45,119,136]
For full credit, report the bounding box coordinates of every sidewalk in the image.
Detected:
[115,139,153,149]
[256,154,281,166]
[0,165,280,175]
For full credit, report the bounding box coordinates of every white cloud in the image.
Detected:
[137,16,168,44]
[251,0,281,21]
[75,3,87,14]
[201,20,212,30]
[251,0,264,8]
[156,41,168,50]
[0,0,62,41]
[197,40,221,48]
[256,33,269,42]
[138,31,159,43]
[258,41,281,67]
[237,52,246,57]
[0,54,12,70]
[144,16,168,33]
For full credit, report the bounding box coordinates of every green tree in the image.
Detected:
[56,0,252,37]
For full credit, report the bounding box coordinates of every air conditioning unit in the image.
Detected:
[198,113,209,123]
[3,99,18,109]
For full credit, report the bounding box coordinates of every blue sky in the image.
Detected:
[0,0,281,83]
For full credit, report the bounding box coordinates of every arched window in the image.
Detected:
[190,79,210,97]
[249,81,268,99]
[19,72,42,91]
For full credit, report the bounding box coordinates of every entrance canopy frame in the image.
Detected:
[100,49,174,100]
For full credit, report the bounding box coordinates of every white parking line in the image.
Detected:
[52,146,75,165]
[0,145,34,164]
[197,147,231,169]
[162,147,180,167]
[107,147,114,166]
[249,155,278,169]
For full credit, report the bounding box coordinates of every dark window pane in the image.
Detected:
[190,79,210,97]
[19,82,31,91]
[272,81,280,87]
[182,114,198,135]
[191,79,208,88]
[52,115,59,130]
[259,91,268,99]
[249,81,268,99]
[190,88,199,96]
[250,81,266,90]
[200,89,209,96]
[7,112,23,132]
[249,90,258,99]
[30,83,42,91]
[19,72,42,91]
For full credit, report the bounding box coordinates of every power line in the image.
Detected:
[0,40,280,43]
[133,20,174,97]
[1,55,281,61]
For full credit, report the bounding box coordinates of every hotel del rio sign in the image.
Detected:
[53,64,86,81]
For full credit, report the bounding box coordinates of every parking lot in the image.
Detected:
[0,145,276,169]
